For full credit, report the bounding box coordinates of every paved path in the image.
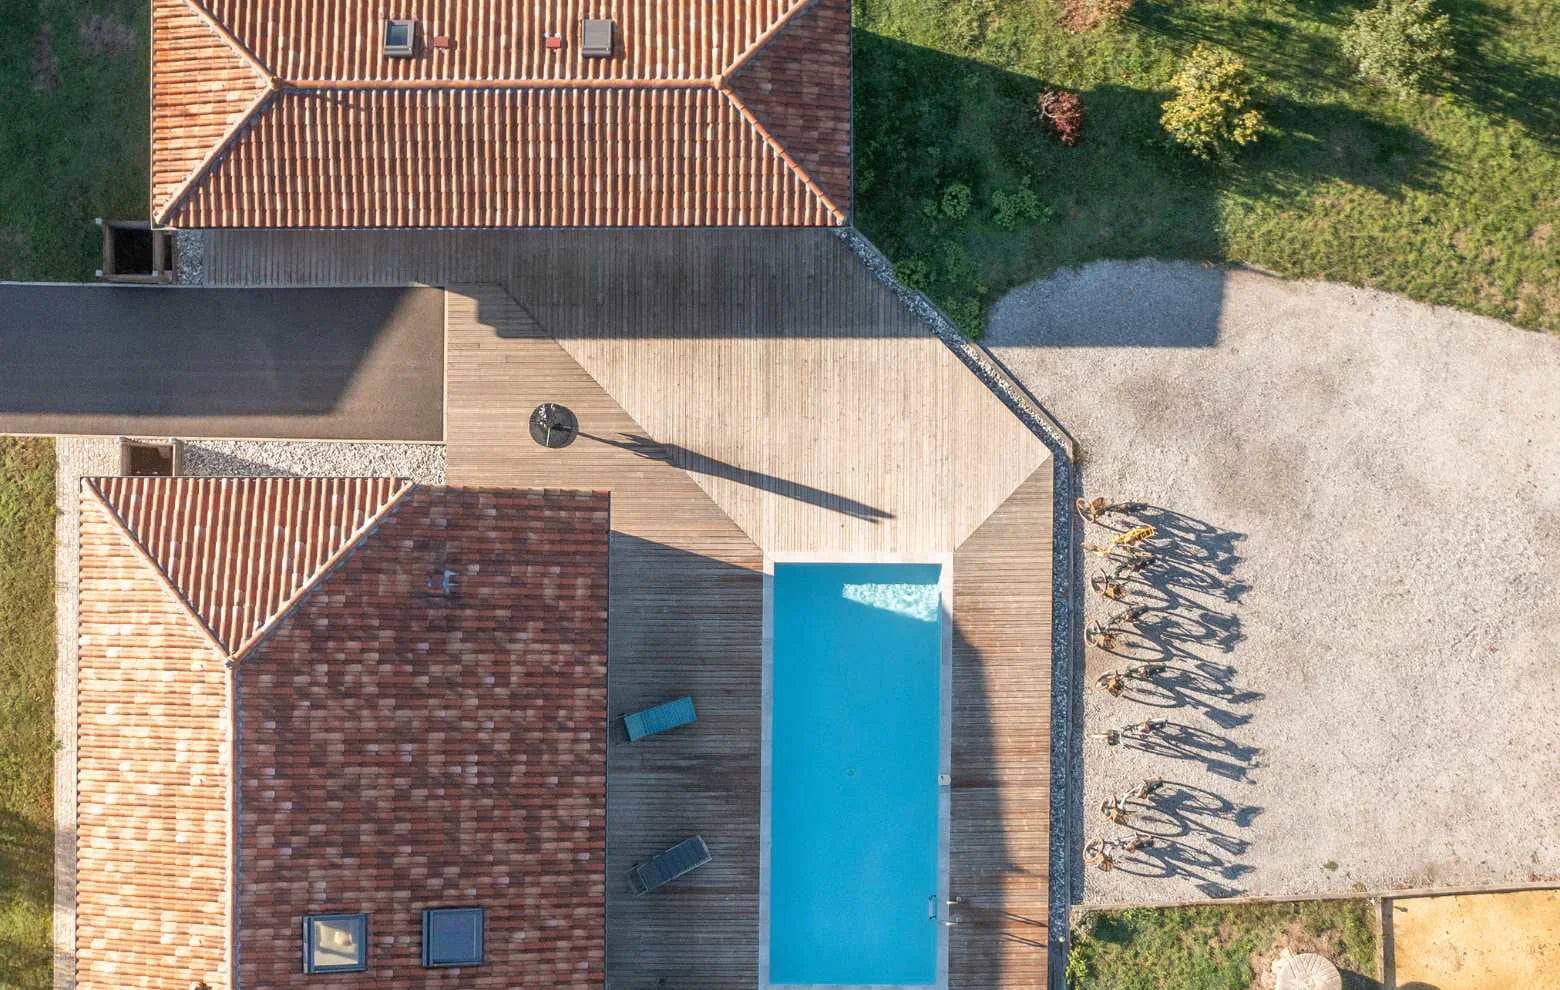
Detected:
[0,284,442,441]
[987,260,1560,903]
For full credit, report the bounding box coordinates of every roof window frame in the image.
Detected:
[421,906,486,968]
[302,912,369,975]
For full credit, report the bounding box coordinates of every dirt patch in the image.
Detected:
[989,261,1560,904]
[31,25,59,94]
[1061,0,1133,32]
[1392,890,1560,989]
[79,13,137,57]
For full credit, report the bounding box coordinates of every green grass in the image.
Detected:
[0,0,147,280]
[855,0,1560,334]
[1067,899,1379,989]
[1,4,141,983]
[0,439,57,990]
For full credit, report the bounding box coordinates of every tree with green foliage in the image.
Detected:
[1160,45,1266,161]
[1341,0,1454,96]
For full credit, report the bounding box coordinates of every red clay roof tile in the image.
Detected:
[151,0,851,227]
[89,476,409,658]
[75,479,611,986]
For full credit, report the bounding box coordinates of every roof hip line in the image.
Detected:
[182,0,279,85]
[720,87,846,224]
[84,479,231,659]
[721,0,818,78]
[226,480,413,661]
[284,77,718,91]
[155,87,277,226]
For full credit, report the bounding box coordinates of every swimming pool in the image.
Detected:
[764,562,948,987]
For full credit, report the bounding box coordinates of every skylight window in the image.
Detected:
[384,19,416,58]
[580,19,615,58]
[422,907,485,968]
[302,913,367,974]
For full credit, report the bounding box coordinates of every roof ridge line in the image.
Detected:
[83,478,232,659]
[227,480,415,662]
[719,86,846,224]
[285,77,718,91]
[721,0,818,80]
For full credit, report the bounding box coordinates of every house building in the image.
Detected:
[73,476,610,988]
[149,0,852,227]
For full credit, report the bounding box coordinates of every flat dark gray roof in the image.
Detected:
[0,284,442,441]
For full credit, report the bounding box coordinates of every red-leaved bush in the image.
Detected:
[1038,89,1084,146]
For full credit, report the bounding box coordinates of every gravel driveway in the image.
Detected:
[987,260,1560,904]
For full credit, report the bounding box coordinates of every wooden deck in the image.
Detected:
[208,230,1056,988]
[951,465,1054,987]
[447,286,765,988]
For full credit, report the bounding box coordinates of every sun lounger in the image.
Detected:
[622,695,696,742]
[629,836,711,895]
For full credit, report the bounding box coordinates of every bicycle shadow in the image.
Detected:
[1123,720,1262,783]
[1114,664,1264,730]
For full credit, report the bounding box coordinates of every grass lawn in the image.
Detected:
[0,0,147,280]
[1068,899,1379,989]
[855,0,1559,334]
[2,3,141,982]
[0,439,57,990]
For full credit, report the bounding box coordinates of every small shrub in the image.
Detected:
[939,241,986,297]
[1061,0,1133,33]
[940,182,974,221]
[1160,45,1266,161]
[1341,0,1453,96]
[893,257,934,294]
[945,297,984,337]
[991,183,1053,229]
[1037,89,1085,146]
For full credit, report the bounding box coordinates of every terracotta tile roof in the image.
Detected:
[88,476,409,657]
[76,492,231,990]
[151,0,851,227]
[728,0,852,216]
[149,0,270,222]
[74,479,611,987]
[236,486,610,987]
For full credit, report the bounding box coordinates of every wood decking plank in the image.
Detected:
[951,464,1054,989]
[203,230,1056,989]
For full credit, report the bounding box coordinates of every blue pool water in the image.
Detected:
[769,562,943,985]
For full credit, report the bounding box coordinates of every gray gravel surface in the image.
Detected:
[988,260,1560,903]
[180,440,445,484]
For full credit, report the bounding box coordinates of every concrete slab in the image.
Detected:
[1391,890,1560,989]
[0,284,442,441]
